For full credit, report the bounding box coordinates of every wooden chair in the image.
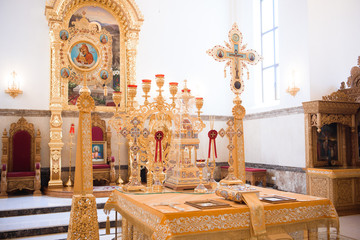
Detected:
[91,113,116,185]
[1,117,41,197]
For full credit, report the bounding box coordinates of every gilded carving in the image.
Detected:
[67,195,99,240]
[45,0,143,187]
[336,179,353,206]
[310,177,328,198]
[322,90,356,102]
[50,114,63,128]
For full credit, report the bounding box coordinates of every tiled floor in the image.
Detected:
[0,195,359,239]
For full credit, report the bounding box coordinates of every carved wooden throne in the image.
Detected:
[1,117,41,197]
[92,113,116,185]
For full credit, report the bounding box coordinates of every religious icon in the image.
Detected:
[232,33,240,42]
[217,50,224,58]
[248,53,255,61]
[100,34,108,44]
[69,42,98,70]
[60,30,69,41]
[100,70,109,80]
[92,141,106,163]
[61,68,70,78]
[317,123,338,165]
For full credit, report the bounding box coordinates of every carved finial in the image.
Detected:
[2,129,7,137]
[340,81,345,90]
[37,129,41,136]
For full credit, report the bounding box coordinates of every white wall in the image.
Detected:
[136,0,234,116]
[308,0,360,100]
[0,0,50,110]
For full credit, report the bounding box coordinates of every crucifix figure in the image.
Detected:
[207,23,262,183]
[207,23,261,95]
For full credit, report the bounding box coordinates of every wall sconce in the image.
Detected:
[286,70,300,97]
[5,71,23,98]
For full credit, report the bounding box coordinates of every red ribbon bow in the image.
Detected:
[208,130,218,158]
[154,131,164,162]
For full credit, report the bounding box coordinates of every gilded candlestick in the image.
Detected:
[112,91,122,112]
[169,82,178,107]
[142,79,152,105]
[65,124,75,187]
[127,85,137,110]
[155,74,165,99]
[195,97,204,118]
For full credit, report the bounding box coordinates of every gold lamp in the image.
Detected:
[5,71,23,98]
[286,70,300,97]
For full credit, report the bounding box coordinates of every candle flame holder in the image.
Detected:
[142,79,152,105]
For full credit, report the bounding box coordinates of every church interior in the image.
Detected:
[0,0,360,239]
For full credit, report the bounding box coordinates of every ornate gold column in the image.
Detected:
[126,30,139,85]
[233,97,246,182]
[67,86,99,240]
[48,27,64,188]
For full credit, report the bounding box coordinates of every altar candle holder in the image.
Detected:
[116,132,124,185]
[195,97,204,118]
[65,124,75,187]
[155,74,165,98]
[169,82,178,107]
[112,91,122,112]
[152,162,163,193]
[142,79,152,105]
[127,85,137,110]
[194,159,208,193]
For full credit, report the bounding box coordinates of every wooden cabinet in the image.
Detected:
[302,57,360,214]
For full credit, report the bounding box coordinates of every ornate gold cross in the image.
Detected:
[207,23,262,96]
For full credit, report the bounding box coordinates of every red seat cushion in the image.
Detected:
[93,164,110,169]
[7,172,35,177]
[220,166,229,169]
[245,167,266,172]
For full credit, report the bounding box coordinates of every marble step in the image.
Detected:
[0,195,108,217]
[0,196,121,239]
[0,208,120,239]
[12,228,120,240]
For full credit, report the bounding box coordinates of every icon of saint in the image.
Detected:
[101,35,107,44]
[101,71,108,80]
[60,31,68,40]
[75,44,94,67]
[61,69,69,78]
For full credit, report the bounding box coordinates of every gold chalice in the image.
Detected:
[194,159,208,193]
[142,79,152,105]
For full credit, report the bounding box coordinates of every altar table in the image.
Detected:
[104,187,338,240]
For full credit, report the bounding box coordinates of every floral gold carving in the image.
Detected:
[336,179,353,206]
[310,177,328,198]
[67,195,99,240]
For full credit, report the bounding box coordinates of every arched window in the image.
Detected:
[260,0,279,102]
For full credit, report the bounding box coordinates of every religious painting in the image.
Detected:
[60,30,69,41]
[100,34,108,44]
[100,70,109,80]
[68,6,120,106]
[217,50,224,58]
[92,141,107,164]
[69,42,99,71]
[317,123,338,166]
[248,53,255,62]
[61,68,70,78]
[232,33,240,42]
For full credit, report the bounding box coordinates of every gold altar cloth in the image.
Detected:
[104,187,338,240]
